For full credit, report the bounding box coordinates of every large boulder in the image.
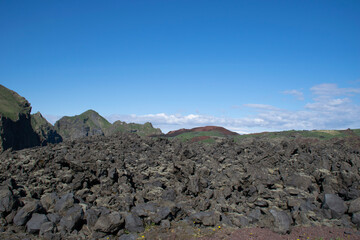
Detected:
[13,201,42,226]
[322,194,347,219]
[190,211,220,226]
[26,213,49,234]
[54,193,75,215]
[59,204,84,232]
[125,213,144,233]
[93,211,123,233]
[0,187,18,217]
[348,198,360,214]
[270,209,292,234]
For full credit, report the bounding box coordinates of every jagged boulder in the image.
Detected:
[13,201,42,226]
[322,194,347,219]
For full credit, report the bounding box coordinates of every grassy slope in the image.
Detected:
[31,112,52,131]
[0,85,30,121]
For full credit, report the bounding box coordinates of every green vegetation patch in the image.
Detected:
[0,85,30,121]
[234,129,359,142]
[172,131,225,142]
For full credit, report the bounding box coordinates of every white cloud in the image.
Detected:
[283,89,304,100]
[106,83,360,134]
[310,83,360,97]
[243,104,280,111]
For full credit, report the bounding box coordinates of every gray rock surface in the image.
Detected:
[323,194,347,219]
[54,193,75,215]
[270,209,292,234]
[348,198,360,214]
[26,213,48,234]
[125,213,144,233]
[0,188,17,217]
[59,204,84,232]
[94,211,123,233]
[13,201,42,226]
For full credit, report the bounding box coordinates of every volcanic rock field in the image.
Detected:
[1,132,360,239]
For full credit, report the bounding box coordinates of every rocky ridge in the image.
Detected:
[0,133,360,239]
[31,112,63,145]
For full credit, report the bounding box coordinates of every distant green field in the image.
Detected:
[172,128,360,144]
[234,129,358,142]
[171,131,228,142]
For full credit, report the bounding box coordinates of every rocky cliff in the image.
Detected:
[31,112,63,145]
[0,85,40,151]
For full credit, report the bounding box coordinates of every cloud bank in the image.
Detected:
[107,83,360,134]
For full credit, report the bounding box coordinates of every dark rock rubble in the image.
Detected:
[0,133,360,239]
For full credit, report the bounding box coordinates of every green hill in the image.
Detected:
[55,110,163,140]
[54,110,111,140]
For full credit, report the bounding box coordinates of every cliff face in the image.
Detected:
[31,112,63,145]
[0,85,40,151]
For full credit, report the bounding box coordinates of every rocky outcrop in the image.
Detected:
[54,110,111,141]
[55,110,162,140]
[0,133,359,239]
[31,112,62,145]
[0,85,40,151]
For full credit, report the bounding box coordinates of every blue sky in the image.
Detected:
[1,0,360,133]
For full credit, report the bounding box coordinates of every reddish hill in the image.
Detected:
[166,126,238,137]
